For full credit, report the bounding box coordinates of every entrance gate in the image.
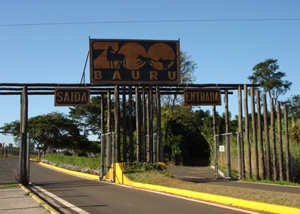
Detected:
[214,132,241,179]
[0,83,259,183]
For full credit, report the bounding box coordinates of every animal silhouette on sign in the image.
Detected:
[106,46,126,69]
[136,54,157,67]
[158,58,175,70]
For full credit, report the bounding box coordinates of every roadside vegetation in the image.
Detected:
[0,184,18,188]
[43,154,100,175]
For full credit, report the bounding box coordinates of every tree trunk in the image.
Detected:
[283,104,290,182]
[244,85,252,179]
[135,86,142,162]
[256,90,265,180]
[129,86,134,162]
[251,88,259,180]
[277,101,284,181]
[122,86,127,162]
[114,85,121,162]
[225,90,231,178]
[263,93,271,180]
[156,86,163,162]
[270,96,278,180]
[238,86,245,179]
[107,90,111,133]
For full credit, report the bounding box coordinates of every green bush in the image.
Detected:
[44,154,100,171]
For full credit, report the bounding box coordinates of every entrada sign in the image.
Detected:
[89,39,180,84]
[55,88,90,106]
[184,88,221,106]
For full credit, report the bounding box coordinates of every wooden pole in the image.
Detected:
[100,94,105,177]
[142,86,147,162]
[107,90,111,133]
[135,86,142,162]
[156,85,163,162]
[19,94,23,180]
[244,85,252,178]
[146,90,150,162]
[224,90,231,178]
[114,85,121,162]
[283,103,290,182]
[122,86,127,162]
[129,86,134,162]
[256,90,265,180]
[251,87,259,180]
[213,105,218,178]
[20,85,28,185]
[147,87,154,163]
[238,86,245,179]
[277,101,284,181]
[263,93,271,180]
[270,97,277,180]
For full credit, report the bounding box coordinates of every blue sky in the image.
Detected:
[1,0,299,145]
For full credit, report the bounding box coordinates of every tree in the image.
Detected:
[180,51,197,83]
[248,59,292,102]
[69,96,102,135]
[162,105,210,165]
[161,51,199,164]
[286,95,300,119]
[0,112,91,153]
[286,95,300,143]
[161,51,197,106]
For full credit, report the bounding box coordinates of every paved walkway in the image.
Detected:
[0,186,49,214]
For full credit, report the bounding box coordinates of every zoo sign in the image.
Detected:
[89,39,180,84]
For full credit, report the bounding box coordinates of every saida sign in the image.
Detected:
[89,39,180,84]
[55,88,90,106]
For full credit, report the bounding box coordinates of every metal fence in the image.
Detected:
[215,132,241,179]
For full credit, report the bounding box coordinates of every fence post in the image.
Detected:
[224,90,231,178]
[283,104,290,182]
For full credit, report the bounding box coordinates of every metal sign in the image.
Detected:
[219,145,225,152]
[55,88,90,106]
[184,88,222,106]
[89,39,180,84]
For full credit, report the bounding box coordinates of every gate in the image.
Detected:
[214,132,241,179]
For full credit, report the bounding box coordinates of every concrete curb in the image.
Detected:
[19,184,60,214]
[38,162,300,214]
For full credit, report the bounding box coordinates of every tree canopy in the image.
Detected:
[0,112,95,153]
[248,59,292,101]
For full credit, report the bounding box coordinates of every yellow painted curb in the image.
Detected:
[38,162,300,214]
[19,184,60,214]
[115,163,300,214]
[38,162,99,180]
[30,158,40,162]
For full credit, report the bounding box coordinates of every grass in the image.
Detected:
[124,163,300,208]
[0,183,19,188]
[243,178,300,186]
[43,154,101,175]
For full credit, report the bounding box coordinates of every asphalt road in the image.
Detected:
[0,158,258,214]
[0,157,19,184]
